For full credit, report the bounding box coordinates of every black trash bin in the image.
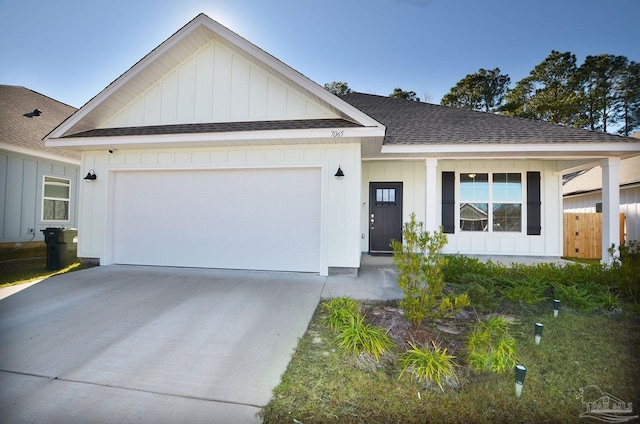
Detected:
[41,228,78,270]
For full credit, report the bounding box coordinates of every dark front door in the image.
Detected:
[369,182,403,253]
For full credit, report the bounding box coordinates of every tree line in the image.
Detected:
[324,50,640,136]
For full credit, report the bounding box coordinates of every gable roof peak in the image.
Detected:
[47,14,382,141]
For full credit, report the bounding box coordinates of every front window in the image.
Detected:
[459,172,522,232]
[42,176,70,221]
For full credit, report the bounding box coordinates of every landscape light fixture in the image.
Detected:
[553,299,560,318]
[335,165,344,180]
[515,365,527,398]
[535,323,544,345]
[84,170,97,181]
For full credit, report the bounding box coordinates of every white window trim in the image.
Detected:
[457,171,525,234]
[42,175,71,222]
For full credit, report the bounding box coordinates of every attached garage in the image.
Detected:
[109,167,321,272]
[43,14,386,275]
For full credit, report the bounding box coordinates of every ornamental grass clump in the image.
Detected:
[335,313,395,361]
[398,341,459,392]
[321,297,360,332]
[466,316,517,373]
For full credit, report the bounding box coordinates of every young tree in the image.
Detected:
[389,87,420,101]
[502,50,581,125]
[391,213,469,329]
[441,68,510,113]
[324,81,352,96]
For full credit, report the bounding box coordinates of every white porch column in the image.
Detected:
[425,158,438,233]
[601,157,621,264]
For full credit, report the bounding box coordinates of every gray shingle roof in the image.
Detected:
[63,118,362,138]
[340,92,636,145]
[0,85,79,160]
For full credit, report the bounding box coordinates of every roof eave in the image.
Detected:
[0,142,80,165]
[380,143,640,159]
[45,126,385,151]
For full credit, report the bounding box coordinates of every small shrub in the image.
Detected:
[591,290,620,311]
[322,297,360,332]
[391,213,469,328]
[456,273,505,312]
[554,284,593,311]
[466,316,517,374]
[464,281,500,312]
[442,255,491,283]
[609,242,640,304]
[501,276,548,306]
[553,282,615,312]
[398,341,458,392]
[335,314,395,361]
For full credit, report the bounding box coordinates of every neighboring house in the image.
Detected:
[0,85,79,246]
[44,14,640,275]
[563,132,640,242]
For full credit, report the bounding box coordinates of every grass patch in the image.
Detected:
[399,341,459,392]
[335,313,395,361]
[261,302,640,423]
[0,245,92,288]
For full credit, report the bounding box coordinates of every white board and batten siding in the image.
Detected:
[439,160,563,256]
[101,38,336,129]
[360,160,563,257]
[79,144,362,276]
[72,32,365,275]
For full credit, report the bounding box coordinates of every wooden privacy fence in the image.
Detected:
[563,213,625,259]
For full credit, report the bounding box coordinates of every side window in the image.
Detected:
[42,176,71,221]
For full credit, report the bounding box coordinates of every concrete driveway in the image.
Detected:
[0,265,326,423]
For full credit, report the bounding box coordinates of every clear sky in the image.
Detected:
[1,0,639,109]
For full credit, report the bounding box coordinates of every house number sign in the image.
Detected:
[331,131,344,138]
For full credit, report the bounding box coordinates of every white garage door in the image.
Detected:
[111,168,321,272]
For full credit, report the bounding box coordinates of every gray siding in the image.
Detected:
[0,150,79,243]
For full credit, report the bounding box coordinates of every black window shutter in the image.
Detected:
[442,172,455,234]
[527,171,541,235]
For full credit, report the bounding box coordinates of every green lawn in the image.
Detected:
[261,301,640,423]
[0,245,92,288]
